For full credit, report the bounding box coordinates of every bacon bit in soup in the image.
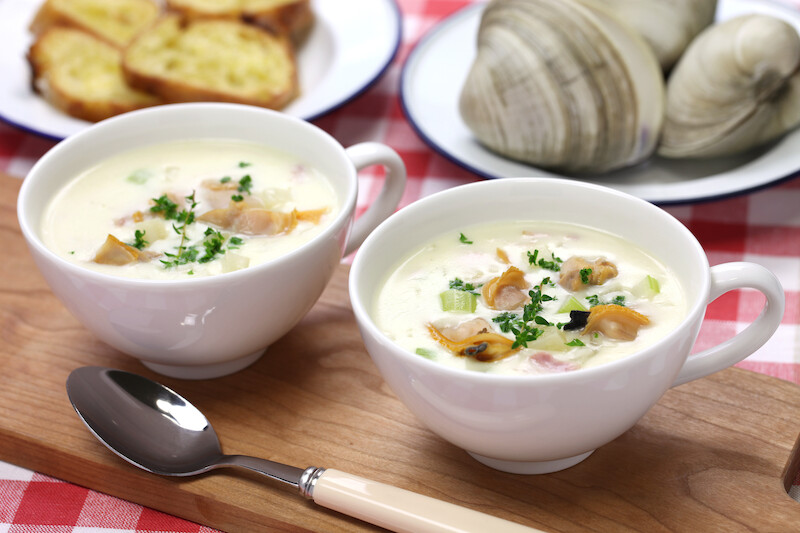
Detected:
[583,304,649,341]
[529,351,578,372]
[559,256,618,291]
[427,322,518,362]
[93,234,155,265]
[482,266,530,310]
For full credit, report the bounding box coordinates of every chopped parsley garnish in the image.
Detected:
[459,233,473,244]
[238,161,252,168]
[231,194,244,202]
[238,175,253,194]
[128,229,148,250]
[586,294,626,307]
[150,195,179,220]
[565,339,585,347]
[160,192,198,268]
[198,228,226,263]
[528,249,562,271]
[579,268,592,284]
[229,236,244,249]
[491,277,556,348]
[220,176,232,183]
[449,278,482,295]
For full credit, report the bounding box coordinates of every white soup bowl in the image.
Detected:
[349,178,784,474]
[18,103,406,379]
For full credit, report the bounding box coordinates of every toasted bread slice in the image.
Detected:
[122,15,299,109]
[165,0,313,42]
[28,27,161,122]
[29,0,160,48]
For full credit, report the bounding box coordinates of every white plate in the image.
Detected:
[400,0,800,204]
[0,0,401,141]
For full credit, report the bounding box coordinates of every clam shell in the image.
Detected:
[458,0,664,174]
[601,0,718,71]
[659,14,800,159]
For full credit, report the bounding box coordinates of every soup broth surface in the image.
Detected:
[42,139,339,279]
[375,221,687,374]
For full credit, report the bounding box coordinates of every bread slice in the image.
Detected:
[28,26,161,122]
[29,0,160,48]
[122,15,299,109]
[165,0,313,42]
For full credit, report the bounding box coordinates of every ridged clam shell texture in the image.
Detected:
[659,14,800,159]
[458,0,665,174]
[459,0,800,173]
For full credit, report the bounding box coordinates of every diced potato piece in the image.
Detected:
[134,218,169,241]
[220,252,250,273]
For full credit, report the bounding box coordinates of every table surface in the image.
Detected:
[2,0,799,531]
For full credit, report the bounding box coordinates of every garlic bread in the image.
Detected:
[29,0,160,48]
[28,27,161,122]
[165,0,313,42]
[122,15,299,109]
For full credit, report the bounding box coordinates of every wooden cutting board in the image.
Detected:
[2,173,800,532]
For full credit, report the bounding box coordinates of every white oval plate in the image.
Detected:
[400,0,800,204]
[0,0,401,141]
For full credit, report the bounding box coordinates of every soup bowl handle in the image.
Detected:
[671,262,785,388]
[343,143,407,257]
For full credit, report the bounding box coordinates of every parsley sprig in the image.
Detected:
[448,278,482,295]
[528,249,562,271]
[586,294,626,307]
[492,277,557,348]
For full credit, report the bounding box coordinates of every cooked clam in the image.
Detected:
[459,0,665,174]
[659,14,800,159]
[600,0,717,71]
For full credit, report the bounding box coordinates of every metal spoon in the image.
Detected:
[66,366,541,533]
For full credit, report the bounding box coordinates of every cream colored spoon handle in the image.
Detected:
[311,468,543,533]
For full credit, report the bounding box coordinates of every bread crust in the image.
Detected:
[29,0,160,48]
[165,0,314,42]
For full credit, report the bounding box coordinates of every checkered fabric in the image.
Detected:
[2,0,800,530]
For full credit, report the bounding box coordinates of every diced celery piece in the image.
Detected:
[439,289,477,313]
[415,348,436,359]
[557,295,587,313]
[126,168,153,184]
[632,275,661,299]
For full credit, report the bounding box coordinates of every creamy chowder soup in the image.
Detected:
[375,221,687,374]
[41,139,339,279]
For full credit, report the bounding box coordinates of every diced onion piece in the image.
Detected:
[220,252,250,273]
[440,289,477,313]
[557,295,587,313]
[415,348,436,359]
[134,218,169,241]
[632,275,661,299]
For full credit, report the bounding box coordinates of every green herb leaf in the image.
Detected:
[579,268,592,284]
[150,195,179,220]
[220,176,232,183]
[128,229,148,250]
[586,294,626,307]
[448,278,482,295]
[238,161,252,168]
[237,175,253,194]
[528,249,562,271]
[566,339,585,347]
[459,233,473,244]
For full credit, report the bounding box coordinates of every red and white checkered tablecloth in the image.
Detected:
[2,0,800,531]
